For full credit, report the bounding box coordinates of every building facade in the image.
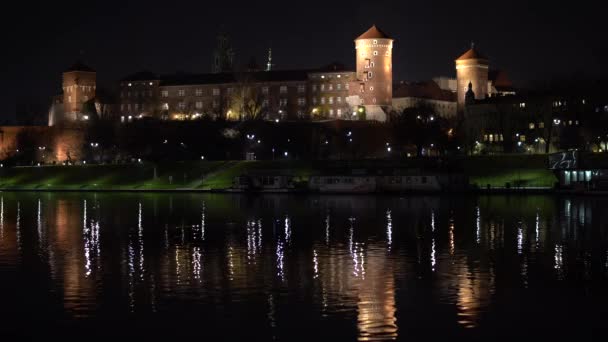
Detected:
[62,62,96,121]
[455,45,489,113]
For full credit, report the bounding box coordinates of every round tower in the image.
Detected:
[354,25,393,121]
[455,44,488,112]
[62,61,96,121]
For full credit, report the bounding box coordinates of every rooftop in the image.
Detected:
[356,25,392,40]
[456,47,487,61]
[65,61,95,73]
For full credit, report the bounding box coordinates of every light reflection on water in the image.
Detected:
[0,193,608,340]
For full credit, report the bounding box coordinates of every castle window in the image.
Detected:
[195,101,203,109]
[161,90,169,98]
[520,102,526,108]
[329,109,334,116]
[195,89,203,96]
[279,98,288,107]
[84,95,88,101]
[337,84,342,90]
[329,97,334,104]
[298,98,306,106]
[373,40,378,44]
[373,51,378,56]
[134,104,139,111]
[320,84,325,91]
[313,97,317,105]
[385,51,390,56]
[312,85,317,92]
[263,99,269,107]
[365,58,371,68]
[370,86,374,91]
[337,109,342,116]
[345,83,349,90]
[213,100,219,108]
[213,88,220,96]
[178,102,186,110]
[280,86,288,94]
[520,135,526,142]
[298,85,306,93]
[321,97,326,105]
[262,87,269,95]
[337,97,342,104]
[368,71,373,79]
[529,123,535,130]
[329,84,333,91]
[127,104,131,111]
[575,120,579,125]
[178,89,185,97]
[539,122,545,128]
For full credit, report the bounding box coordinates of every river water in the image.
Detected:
[0,193,607,340]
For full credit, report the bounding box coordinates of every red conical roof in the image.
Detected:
[356,25,392,40]
[456,47,487,61]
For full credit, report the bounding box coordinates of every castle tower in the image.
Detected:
[354,25,393,121]
[212,31,235,73]
[62,61,96,121]
[455,44,488,113]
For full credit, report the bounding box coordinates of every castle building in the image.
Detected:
[455,45,489,113]
[61,61,96,121]
[352,25,394,121]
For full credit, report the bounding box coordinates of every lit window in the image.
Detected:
[337,84,342,90]
[320,84,325,91]
[280,86,288,94]
[337,97,342,104]
[539,122,545,128]
[298,98,306,106]
[345,83,349,90]
[195,89,203,96]
[149,82,153,86]
[370,86,374,91]
[337,109,342,116]
[195,101,203,109]
[329,97,334,104]
[484,134,489,142]
[368,71,373,79]
[161,90,169,98]
[329,84,333,91]
[373,51,378,56]
[529,123,535,129]
[128,83,132,87]
[178,89,185,97]
[373,40,378,44]
[329,109,334,116]
[213,88,220,96]
[298,85,306,93]
[178,102,186,110]
[520,135,526,142]
[279,98,287,107]
[321,97,326,105]
[575,120,579,125]
[520,102,526,108]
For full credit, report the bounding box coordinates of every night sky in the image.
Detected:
[4,0,606,122]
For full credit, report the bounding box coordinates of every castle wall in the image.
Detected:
[456,60,488,112]
[355,38,393,108]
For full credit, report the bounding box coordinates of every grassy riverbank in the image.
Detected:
[0,155,557,191]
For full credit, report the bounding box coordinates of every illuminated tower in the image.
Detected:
[354,25,393,121]
[266,48,273,71]
[62,61,96,121]
[456,43,489,113]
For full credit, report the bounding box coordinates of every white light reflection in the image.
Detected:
[228,246,235,281]
[449,215,455,256]
[284,215,291,245]
[325,212,330,245]
[37,199,42,239]
[535,211,540,248]
[138,202,144,280]
[192,247,202,281]
[431,211,436,271]
[554,244,564,280]
[16,202,21,250]
[276,240,285,281]
[517,221,523,255]
[201,201,206,241]
[247,220,262,263]
[386,209,392,250]
[0,196,3,240]
[475,206,481,244]
[313,249,319,279]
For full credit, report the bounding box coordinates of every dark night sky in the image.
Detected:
[4,0,607,121]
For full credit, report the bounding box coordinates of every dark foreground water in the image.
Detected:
[1,193,607,340]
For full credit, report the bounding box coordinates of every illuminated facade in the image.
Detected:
[352,25,394,122]
[455,45,489,113]
[61,62,96,122]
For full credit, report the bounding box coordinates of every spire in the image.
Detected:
[266,48,273,72]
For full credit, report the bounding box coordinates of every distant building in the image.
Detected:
[351,25,394,122]
[392,80,457,118]
[61,61,96,122]
[212,31,235,74]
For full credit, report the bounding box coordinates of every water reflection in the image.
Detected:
[1,194,608,340]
